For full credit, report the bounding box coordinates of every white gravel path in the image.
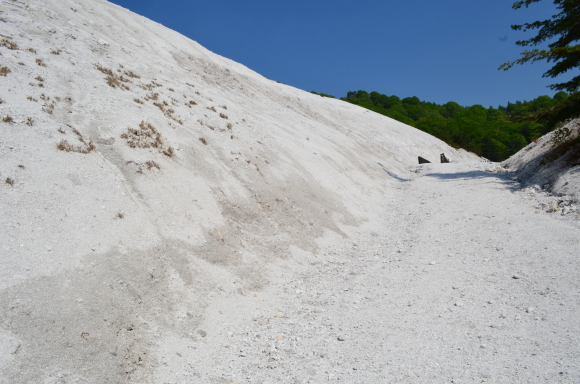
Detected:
[170,162,580,384]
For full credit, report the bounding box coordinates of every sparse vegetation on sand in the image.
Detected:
[0,38,18,50]
[95,64,131,90]
[121,121,175,157]
[56,128,96,154]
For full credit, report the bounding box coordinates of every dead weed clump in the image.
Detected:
[0,38,18,50]
[126,160,161,174]
[42,101,55,114]
[121,121,175,157]
[2,115,14,123]
[56,128,96,154]
[0,66,10,76]
[124,70,140,79]
[35,58,46,67]
[5,177,15,186]
[138,81,162,91]
[144,92,159,101]
[95,64,131,90]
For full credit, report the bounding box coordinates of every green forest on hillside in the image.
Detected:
[311,90,577,161]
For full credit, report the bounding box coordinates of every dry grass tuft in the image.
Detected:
[95,64,114,76]
[56,128,96,154]
[0,66,10,76]
[2,115,14,123]
[42,101,55,114]
[17,61,24,66]
[26,117,34,126]
[124,70,140,79]
[122,122,164,149]
[186,83,195,87]
[57,139,96,153]
[0,38,18,50]
[35,58,46,67]
[27,96,38,102]
[126,160,161,173]
[199,137,208,145]
[168,88,174,92]
[117,212,125,219]
[106,76,129,90]
[145,161,160,170]
[220,105,228,110]
[144,92,159,101]
[5,177,15,186]
[121,122,174,156]
[133,98,144,104]
[50,49,61,55]
[219,113,228,119]
[227,123,233,130]
[207,106,217,112]
[27,47,36,53]
[96,64,131,90]
[58,127,66,134]
[153,101,167,112]
[35,75,45,82]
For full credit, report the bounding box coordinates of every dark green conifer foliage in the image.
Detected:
[499,0,580,93]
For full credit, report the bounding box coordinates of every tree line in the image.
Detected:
[336,90,574,161]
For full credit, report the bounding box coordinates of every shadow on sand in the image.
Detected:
[377,162,410,182]
[424,169,521,190]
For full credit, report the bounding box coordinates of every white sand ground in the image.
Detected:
[0,0,579,383]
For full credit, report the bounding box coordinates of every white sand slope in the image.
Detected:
[0,0,579,383]
[504,118,580,208]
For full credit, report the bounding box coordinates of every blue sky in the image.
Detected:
[108,0,565,108]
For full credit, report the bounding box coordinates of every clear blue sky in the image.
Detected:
[108,0,565,108]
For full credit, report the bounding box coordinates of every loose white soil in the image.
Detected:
[179,162,580,384]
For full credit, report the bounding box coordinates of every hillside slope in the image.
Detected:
[0,0,481,382]
[503,118,580,211]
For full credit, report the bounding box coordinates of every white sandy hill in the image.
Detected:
[503,118,580,210]
[0,0,485,382]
